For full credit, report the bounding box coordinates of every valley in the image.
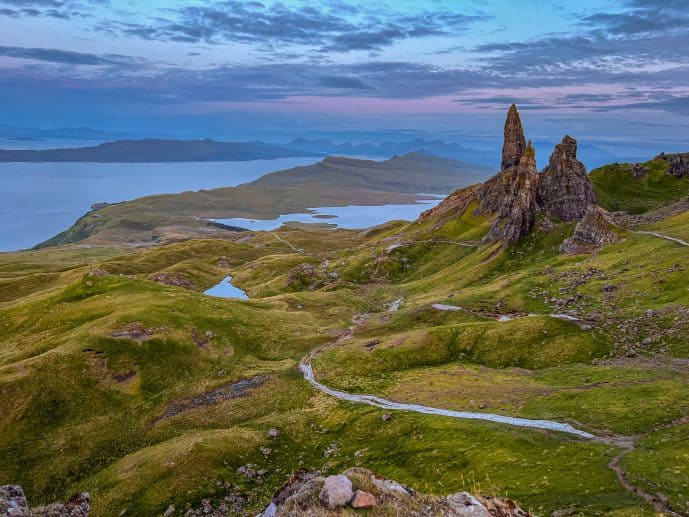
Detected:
[2,106,689,516]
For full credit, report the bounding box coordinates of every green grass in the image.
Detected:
[2,206,689,515]
[590,158,689,214]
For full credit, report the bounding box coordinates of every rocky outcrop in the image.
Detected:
[538,135,596,221]
[419,105,601,246]
[256,468,530,516]
[0,486,89,516]
[148,271,197,290]
[479,142,540,245]
[501,104,526,171]
[560,205,623,254]
[655,152,689,178]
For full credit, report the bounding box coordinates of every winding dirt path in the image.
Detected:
[300,353,594,437]
[272,232,305,253]
[299,308,687,513]
[635,230,689,247]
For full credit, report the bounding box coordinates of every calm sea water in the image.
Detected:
[213,200,443,231]
[0,157,319,251]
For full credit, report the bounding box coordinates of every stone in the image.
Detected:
[538,135,596,221]
[260,447,272,457]
[0,486,29,516]
[237,464,259,480]
[560,205,623,254]
[446,492,491,516]
[501,104,527,171]
[148,271,196,290]
[370,476,410,496]
[267,428,280,439]
[350,490,376,509]
[87,268,108,277]
[480,141,540,244]
[261,502,278,517]
[319,475,353,509]
[163,504,175,517]
[656,152,689,178]
[381,413,391,422]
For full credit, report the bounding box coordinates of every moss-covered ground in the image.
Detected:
[2,195,689,516]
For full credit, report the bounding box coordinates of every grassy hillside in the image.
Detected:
[590,157,689,214]
[3,198,689,515]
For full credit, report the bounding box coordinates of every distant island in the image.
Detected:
[0,138,317,163]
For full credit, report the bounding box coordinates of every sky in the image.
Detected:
[0,0,688,153]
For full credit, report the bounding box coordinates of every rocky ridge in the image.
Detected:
[255,468,530,517]
[655,152,689,178]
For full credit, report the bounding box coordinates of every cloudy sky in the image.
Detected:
[1,0,688,152]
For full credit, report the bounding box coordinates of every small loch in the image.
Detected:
[204,276,249,299]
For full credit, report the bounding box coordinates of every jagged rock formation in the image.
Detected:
[560,205,623,254]
[538,135,596,220]
[480,142,540,244]
[419,104,599,246]
[501,104,526,171]
[0,486,89,516]
[256,468,530,516]
[655,152,689,178]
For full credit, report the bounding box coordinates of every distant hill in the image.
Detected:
[251,152,491,194]
[0,138,316,162]
[285,137,497,167]
[37,152,491,247]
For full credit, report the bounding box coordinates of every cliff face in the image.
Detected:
[479,142,540,244]
[538,135,596,221]
[476,105,540,244]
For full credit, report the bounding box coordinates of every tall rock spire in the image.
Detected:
[537,135,596,220]
[501,104,526,171]
[479,138,540,245]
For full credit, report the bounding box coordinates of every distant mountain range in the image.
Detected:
[0,134,619,169]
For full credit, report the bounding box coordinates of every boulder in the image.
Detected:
[0,486,29,516]
[560,205,623,254]
[538,135,596,221]
[350,490,376,509]
[318,475,353,509]
[445,492,491,516]
[255,468,530,516]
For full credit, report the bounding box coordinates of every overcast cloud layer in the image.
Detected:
[0,0,687,148]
